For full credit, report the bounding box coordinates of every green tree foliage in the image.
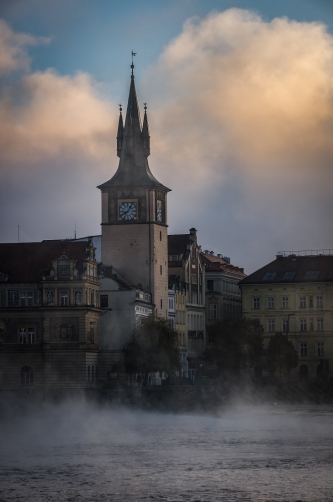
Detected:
[204,318,264,379]
[123,315,180,376]
[266,332,298,378]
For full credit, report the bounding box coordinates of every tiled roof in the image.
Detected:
[200,252,246,277]
[0,240,90,283]
[239,255,333,285]
[168,234,191,255]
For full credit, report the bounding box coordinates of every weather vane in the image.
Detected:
[131,50,137,74]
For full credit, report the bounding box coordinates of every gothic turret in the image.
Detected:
[142,103,150,157]
[116,106,124,158]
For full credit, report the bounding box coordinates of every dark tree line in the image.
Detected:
[204,319,298,381]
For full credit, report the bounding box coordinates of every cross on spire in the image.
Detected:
[131,50,137,75]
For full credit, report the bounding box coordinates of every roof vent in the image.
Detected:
[210,251,214,255]
[217,253,222,258]
[224,256,230,263]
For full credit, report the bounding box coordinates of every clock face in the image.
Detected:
[156,200,162,222]
[119,202,137,220]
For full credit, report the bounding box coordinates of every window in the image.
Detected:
[21,366,33,387]
[191,274,197,284]
[160,299,163,309]
[327,270,333,280]
[299,296,306,308]
[19,327,35,344]
[300,319,307,331]
[210,304,217,319]
[168,317,175,329]
[267,297,274,308]
[283,271,296,280]
[8,290,19,306]
[316,318,323,331]
[46,290,54,306]
[99,294,108,308]
[309,296,313,308]
[316,296,323,308]
[57,265,70,276]
[59,290,69,306]
[263,272,276,281]
[74,290,82,305]
[168,297,174,311]
[253,297,260,309]
[191,292,197,304]
[282,296,289,308]
[268,319,275,332]
[300,343,307,357]
[90,323,95,343]
[160,265,162,275]
[316,342,324,357]
[282,319,288,332]
[160,231,162,241]
[304,271,320,280]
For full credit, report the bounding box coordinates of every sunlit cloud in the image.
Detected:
[0,11,333,270]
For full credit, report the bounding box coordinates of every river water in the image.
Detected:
[0,401,332,501]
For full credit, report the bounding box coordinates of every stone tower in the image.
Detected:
[98,62,170,318]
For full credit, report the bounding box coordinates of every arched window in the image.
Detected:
[21,366,33,387]
[300,365,308,381]
[74,290,82,305]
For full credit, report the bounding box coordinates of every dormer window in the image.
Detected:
[57,265,70,276]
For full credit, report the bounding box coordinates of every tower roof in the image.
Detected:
[98,66,170,192]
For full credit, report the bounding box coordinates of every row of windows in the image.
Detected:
[18,365,98,387]
[207,280,241,294]
[1,288,99,308]
[253,295,323,309]
[266,318,324,332]
[299,342,325,357]
[209,303,241,319]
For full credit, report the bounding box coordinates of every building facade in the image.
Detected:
[239,252,333,380]
[201,251,246,328]
[168,228,206,377]
[98,66,170,318]
[0,240,100,390]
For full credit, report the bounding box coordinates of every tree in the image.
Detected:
[265,332,298,379]
[123,315,180,381]
[204,318,264,380]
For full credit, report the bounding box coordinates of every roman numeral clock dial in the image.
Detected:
[119,201,137,220]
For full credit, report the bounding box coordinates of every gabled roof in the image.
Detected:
[239,255,333,285]
[201,252,246,277]
[0,240,91,283]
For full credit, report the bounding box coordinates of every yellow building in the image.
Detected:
[239,252,333,380]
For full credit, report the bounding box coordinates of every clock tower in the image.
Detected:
[98,62,170,317]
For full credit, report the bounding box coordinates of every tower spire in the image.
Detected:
[98,54,169,191]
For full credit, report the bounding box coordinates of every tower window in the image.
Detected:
[160,231,162,241]
[160,265,162,275]
[160,299,163,309]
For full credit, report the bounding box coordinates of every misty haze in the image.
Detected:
[1,400,333,501]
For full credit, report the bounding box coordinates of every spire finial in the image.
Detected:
[131,50,137,75]
[119,103,122,113]
[144,102,147,111]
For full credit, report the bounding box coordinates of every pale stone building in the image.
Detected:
[239,251,333,380]
[98,65,170,319]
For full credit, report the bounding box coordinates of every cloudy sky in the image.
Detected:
[0,0,333,274]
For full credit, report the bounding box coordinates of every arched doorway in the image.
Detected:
[299,365,308,381]
[21,366,33,387]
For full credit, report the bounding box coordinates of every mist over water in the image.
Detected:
[1,401,333,501]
